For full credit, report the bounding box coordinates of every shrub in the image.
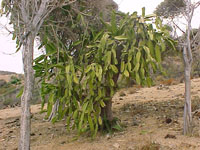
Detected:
[3,98,12,106]
[0,79,7,87]
[9,76,21,85]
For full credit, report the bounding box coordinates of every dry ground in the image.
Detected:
[1,78,200,150]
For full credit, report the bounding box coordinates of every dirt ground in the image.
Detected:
[1,78,200,150]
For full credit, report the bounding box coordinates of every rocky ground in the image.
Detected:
[1,78,200,150]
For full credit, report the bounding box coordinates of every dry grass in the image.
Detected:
[140,141,160,150]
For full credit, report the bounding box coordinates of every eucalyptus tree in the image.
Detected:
[155,0,200,135]
[182,0,200,135]
[1,0,75,149]
[154,0,186,18]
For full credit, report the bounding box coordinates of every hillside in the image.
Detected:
[0,71,17,82]
[1,78,200,150]
[0,71,40,109]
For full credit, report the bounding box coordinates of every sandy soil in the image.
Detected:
[1,78,200,150]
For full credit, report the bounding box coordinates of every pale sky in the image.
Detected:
[0,0,199,73]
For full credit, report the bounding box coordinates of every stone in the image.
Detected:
[113,143,120,149]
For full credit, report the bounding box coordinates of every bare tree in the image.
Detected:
[182,0,200,135]
[155,0,200,135]
[1,0,76,149]
[169,0,200,135]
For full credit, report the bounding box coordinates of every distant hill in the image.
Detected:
[0,71,35,109]
[0,71,17,75]
[0,71,23,82]
[0,71,22,108]
[0,70,40,109]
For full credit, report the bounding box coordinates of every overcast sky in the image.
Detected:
[0,0,199,73]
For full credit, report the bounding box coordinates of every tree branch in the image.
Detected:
[171,19,186,34]
[191,25,200,45]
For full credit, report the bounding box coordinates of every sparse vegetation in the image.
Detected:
[0,83,15,95]
[3,98,12,106]
[0,79,6,87]
[140,141,160,150]
[1,78,200,149]
[9,76,21,85]
[0,72,40,109]
[0,0,199,149]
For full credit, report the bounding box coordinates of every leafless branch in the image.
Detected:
[63,0,77,6]
[194,1,200,9]
[171,18,186,34]
[191,25,200,45]
[0,23,13,34]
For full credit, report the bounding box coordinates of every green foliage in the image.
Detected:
[0,83,15,95]
[34,9,175,137]
[9,76,21,85]
[154,0,186,18]
[16,87,24,98]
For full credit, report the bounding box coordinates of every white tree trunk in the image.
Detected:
[9,0,79,149]
[183,46,193,135]
[183,0,193,135]
[19,33,35,150]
